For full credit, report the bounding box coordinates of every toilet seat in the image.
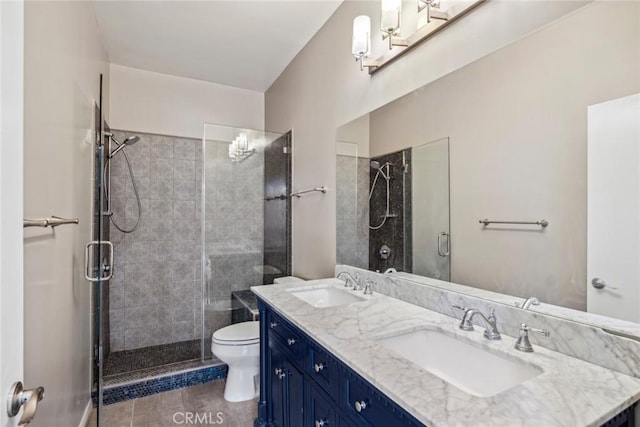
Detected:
[212,321,259,346]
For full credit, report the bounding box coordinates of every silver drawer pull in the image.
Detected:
[354,400,368,412]
[313,363,325,373]
[315,419,328,427]
[287,338,297,346]
[270,321,279,328]
[274,368,286,379]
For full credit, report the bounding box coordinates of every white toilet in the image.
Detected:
[211,321,260,402]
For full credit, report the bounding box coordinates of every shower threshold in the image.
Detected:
[104,339,201,377]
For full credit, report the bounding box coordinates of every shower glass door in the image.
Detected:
[411,138,451,281]
[90,84,109,425]
[202,124,289,359]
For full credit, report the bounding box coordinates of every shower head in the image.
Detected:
[370,160,392,179]
[106,133,140,158]
[123,136,140,145]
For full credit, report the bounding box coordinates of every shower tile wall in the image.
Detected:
[108,130,202,351]
[203,140,264,355]
[336,155,369,269]
[369,149,411,272]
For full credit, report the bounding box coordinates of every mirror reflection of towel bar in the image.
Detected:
[479,219,549,228]
[24,216,79,228]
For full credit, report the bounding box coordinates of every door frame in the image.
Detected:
[0,1,25,426]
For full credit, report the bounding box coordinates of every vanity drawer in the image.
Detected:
[307,343,339,397]
[267,310,308,363]
[343,371,419,427]
[305,382,336,427]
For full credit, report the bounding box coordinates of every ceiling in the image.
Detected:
[93,0,343,92]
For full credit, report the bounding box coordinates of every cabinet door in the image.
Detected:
[270,340,287,426]
[305,381,336,427]
[284,358,305,427]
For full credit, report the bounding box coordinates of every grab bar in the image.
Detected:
[479,219,549,228]
[24,216,79,228]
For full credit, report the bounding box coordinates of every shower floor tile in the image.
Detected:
[104,340,201,377]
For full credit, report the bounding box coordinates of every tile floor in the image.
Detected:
[87,380,257,427]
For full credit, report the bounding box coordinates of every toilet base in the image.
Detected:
[223,365,259,402]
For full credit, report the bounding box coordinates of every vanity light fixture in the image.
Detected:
[228,133,254,162]
[380,0,409,50]
[353,0,484,74]
[417,0,450,23]
[352,15,378,71]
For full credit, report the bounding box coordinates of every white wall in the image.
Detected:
[109,64,264,139]
[265,0,590,279]
[0,2,24,427]
[336,113,369,158]
[23,1,109,425]
[367,2,639,310]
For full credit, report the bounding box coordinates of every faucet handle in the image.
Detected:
[524,324,550,337]
[353,273,362,291]
[363,280,374,295]
[515,323,550,352]
[488,307,497,323]
[452,304,468,313]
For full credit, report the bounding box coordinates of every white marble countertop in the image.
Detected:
[252,278,640,427]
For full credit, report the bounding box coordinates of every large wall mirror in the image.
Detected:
[335,1,640,328]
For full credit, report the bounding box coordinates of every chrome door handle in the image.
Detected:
[7,382,45,425]
[84,241,114,282]
[438,232,450,257]
[315,419,328,427]
[313,363,325,373]
[287,338,296,346]
[592,278,618,290]
[270,321,278,328]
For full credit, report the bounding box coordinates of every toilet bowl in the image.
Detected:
[211,321,260,402]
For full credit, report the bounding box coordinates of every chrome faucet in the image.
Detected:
[453,305,501,340]
[519,296,540,310]
[337,272,360,290]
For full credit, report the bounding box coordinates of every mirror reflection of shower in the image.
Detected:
[368,160,393,230]
[103,132,142,233]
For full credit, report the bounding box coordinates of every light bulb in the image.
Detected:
[352,15,371,58]
[381,0,401,33]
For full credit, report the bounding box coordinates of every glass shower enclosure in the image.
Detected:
[201,124,291,359]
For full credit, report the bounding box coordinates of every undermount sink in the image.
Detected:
[375,329,542,397]
[287,283,367,308]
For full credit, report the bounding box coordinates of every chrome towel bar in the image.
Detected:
[290,186,327,198]
[265,186,327,201]
[24,216,79,228]
[479,219,549,228]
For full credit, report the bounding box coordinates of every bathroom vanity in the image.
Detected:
[252,279,640,427]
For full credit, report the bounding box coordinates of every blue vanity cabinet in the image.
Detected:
[256,299,424,427]
[254,298,636,427]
